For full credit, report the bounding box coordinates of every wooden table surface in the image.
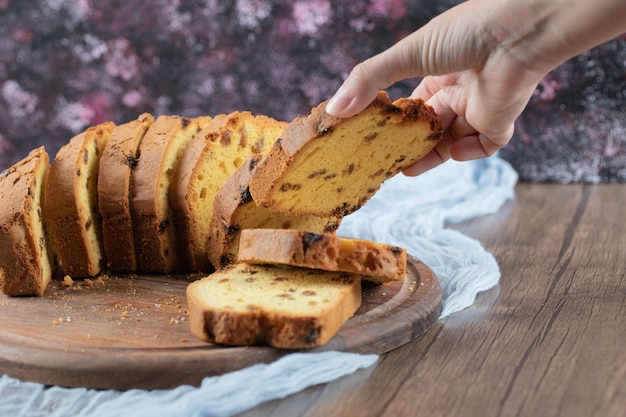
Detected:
[237,183,626,417]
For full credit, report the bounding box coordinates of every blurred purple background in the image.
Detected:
[1,0,624,182]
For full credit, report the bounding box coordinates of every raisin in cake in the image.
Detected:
[169,112,286,272]
[238,229,406,283]
[0,147,53,296]
[186,262,362,349]
[207,154,340,270]
[130,115,211,273]
[45,122,114,277]
[249,91,443,217]
[98,113,154,272]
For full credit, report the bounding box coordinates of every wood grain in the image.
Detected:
[0,257,441,390]
[236,184,626,417]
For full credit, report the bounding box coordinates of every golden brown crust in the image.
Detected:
[0,147,52,296]
[130,115,210,274]
[186,263,362,349]
[207,155,340,270]
[45,122,114,277]
[168,116,219,271]
[98,113,154,272]
[249,91,443,217]
[238,229,406,283]
[169,112,285,272]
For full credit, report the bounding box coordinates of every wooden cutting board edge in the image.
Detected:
[0,257,442,389]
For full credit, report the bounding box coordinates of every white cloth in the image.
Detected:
[338,155,517,317]
[0,155,517,417]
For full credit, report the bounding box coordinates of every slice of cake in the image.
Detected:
[45,122,114,277]
[186,262,362,349]
[207,154,340,270]
[238,229,406,283]
[169,112,286,272]
[0,147,53,296]
[98,113,154,272]
[130,115,212,274]
[249,91,443,218]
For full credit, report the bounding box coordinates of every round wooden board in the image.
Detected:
[0,257,441,390]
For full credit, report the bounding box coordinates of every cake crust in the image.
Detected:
[130,115,211,273]
[238,228,406,283]
[45,122,114,277]
[98,113,154,272]
[0,147,52,296]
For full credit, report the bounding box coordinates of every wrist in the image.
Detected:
[486,0,626,74]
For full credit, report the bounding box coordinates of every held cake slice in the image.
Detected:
[238,229,406,283]
[249,91,443,218]
[0,147,53,296]
[98,113,154,272]
[186,262,362,349]
[45,122,114,277]
[130,115,211,274]
[170,112,286,272]
[207,154,340,270]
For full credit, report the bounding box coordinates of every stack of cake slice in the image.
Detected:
[0,91,443,349]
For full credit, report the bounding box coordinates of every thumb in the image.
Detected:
[326,46,411,117]
[325,36,426,118]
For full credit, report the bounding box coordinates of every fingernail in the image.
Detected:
[325,86,355,117]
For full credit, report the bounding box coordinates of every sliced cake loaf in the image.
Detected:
[130,115,212,274]
[0,147,53,296]
[207,154,340,270]
[45,122,114,277]
[249,91,443,218]
[186,262,362,349]
[98,113,154,272]
[238,229,406,283]
[170,112,286,272]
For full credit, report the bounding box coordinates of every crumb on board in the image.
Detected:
[61,275,74,288]
[169,315,187,325]
[52,316,72,325]
[42,273,193,343]
[59,273,108,291]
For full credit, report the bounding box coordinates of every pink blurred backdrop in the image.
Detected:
[1,0,624,182]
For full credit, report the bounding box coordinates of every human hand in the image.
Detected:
[326,0,626,176]
[325,0,546,176]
